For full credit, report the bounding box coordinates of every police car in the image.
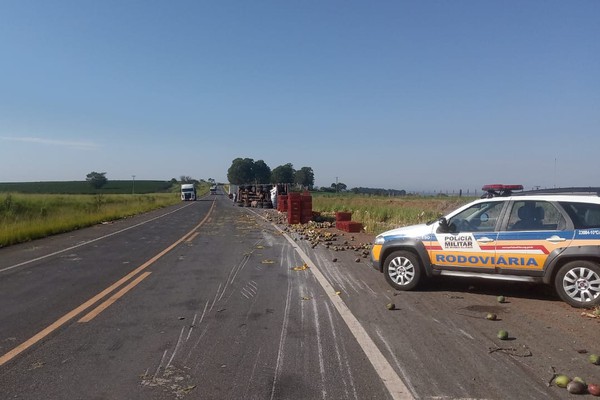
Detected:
[370,185,600,308]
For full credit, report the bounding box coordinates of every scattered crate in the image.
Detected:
[335,212,352,222]
[336,221,363,233]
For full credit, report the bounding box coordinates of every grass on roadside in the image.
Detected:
[0,193,181,247]
[312,193,474,235]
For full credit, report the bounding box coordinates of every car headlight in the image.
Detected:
[374,236,385,245]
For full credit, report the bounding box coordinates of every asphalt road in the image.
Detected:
[1,191,598,399]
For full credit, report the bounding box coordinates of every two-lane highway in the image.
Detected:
[0,193,398,399]
[3,191,594,399]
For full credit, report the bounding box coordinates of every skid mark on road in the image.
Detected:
[324,301,358,400]
[310,295,328,399]
[241,280,258,299]
[269,250,293,400]
[374,328,420,396]
[217,238,263,302]
[255,211,414,400]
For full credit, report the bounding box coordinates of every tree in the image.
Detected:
[227,158,255,184]
[253,160,272,183]
[86,172,108,189]
[271,163,295,184]
[180,175,197,184]
[294,167,315,189]
[331,182,347,192]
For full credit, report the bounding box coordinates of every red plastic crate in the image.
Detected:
[336,221,363,232]
[277,195,288,212]
[335,212,352,221]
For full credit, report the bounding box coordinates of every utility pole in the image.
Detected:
[335,177,338,193]
[554,158,557,188]
[132,175,136,194]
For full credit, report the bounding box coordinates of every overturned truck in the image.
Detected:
[232,184,284,208]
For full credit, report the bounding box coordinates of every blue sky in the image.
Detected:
[1,1,598,192]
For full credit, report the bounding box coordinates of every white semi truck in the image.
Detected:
[180,184,197,201]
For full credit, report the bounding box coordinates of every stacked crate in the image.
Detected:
[287,192,302,224]
[335,211,363,232]
[300,192,312,224]
[277,195,288,212]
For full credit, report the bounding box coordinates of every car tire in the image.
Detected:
[383,250,423,291]
[554,260,600,308]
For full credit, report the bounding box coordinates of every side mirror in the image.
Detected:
[438,217,450,233]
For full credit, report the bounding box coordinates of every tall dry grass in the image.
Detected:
[312,193,474,234]
[0,193,181,247]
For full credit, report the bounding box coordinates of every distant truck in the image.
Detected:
[180,184,197,201]
[210,185,217,195]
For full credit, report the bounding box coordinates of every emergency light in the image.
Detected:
[481,184,524,198]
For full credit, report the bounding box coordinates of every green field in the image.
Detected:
[0,182,472,247]
[0,181,211,247]
[0,180,174,194]
[312,192,474,235]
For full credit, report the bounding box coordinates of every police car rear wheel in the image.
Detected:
[555,261,600,308]
[383,251,422,291]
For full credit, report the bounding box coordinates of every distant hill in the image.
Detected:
[0,180,174,194]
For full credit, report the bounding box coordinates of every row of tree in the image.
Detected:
[227,158,315,188]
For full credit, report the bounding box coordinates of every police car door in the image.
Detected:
[432,200,505,271]
[496,200,573,274]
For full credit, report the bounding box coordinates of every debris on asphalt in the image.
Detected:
[497,330,509,340]
[486,313,498,321]
[554,374,570,388]
[292,263,309,271]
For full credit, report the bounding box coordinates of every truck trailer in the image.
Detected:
[180,184,197,201]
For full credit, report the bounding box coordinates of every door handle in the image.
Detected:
[546,235,566,243]
[477,237,495,243]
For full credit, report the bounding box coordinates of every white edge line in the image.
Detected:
[277,225,414,400]
[0,203,195,273]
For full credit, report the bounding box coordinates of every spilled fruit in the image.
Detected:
[573,377,587,385]
[497,330,508,340]
[590,354,600,365]
[588,383,600,396]
[497,295,506,303]
[554,374,570,388]
[486,313,498,321]
[567,380,587,394]
[386,303,396,310]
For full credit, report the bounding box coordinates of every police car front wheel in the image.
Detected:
[555,260,600,308]
[383,251,423,291]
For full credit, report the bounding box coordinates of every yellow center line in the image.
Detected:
[186,232,200,243]
[0,199,217,367]
[78,272,152,323]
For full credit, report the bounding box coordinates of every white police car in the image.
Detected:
[370,185,600,308]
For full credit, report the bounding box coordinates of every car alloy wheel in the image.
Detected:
[383,250,422,291]
[556,261,600,307]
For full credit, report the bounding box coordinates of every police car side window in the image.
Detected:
[540,202,566,230]
[446,201,503,233]
[559,202,600,229]
[508,201,566,231]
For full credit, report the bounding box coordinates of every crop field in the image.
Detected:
[0,180,174,194]
[1,182,472,247]
[0,180,214,247]
[312,193,475,234]
[0,192,184,247]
